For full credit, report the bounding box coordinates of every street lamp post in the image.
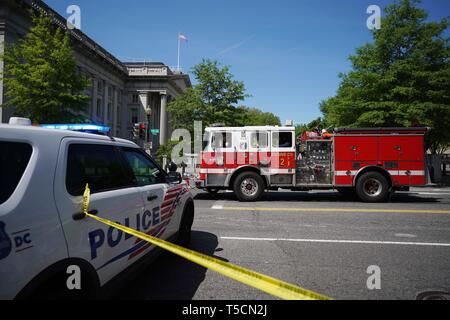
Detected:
[145,107,152,155]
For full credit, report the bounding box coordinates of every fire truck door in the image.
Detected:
[248,131,271,167]
[379,137,401,184]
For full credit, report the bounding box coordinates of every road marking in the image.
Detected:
[221,237,450,247]
[395,234,417,238]
[211,200,227,210]
[409,192,450,196]
[213,206,450,215]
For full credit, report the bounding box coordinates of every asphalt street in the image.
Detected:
[117,187,450,300]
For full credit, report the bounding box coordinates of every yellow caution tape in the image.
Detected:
[82,184,331,300]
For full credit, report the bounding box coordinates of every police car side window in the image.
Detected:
[122,149,166,187]
[66,144,134,196]
[0,142,32,205]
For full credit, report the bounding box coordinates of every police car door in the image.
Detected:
[120,148,176,249]
[54,140,146,286]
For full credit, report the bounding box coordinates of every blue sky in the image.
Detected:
[45,0,449,125]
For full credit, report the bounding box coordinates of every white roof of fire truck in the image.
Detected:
[205,126,295,132]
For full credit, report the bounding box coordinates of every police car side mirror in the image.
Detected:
[167,172,182,184]
[167,161,178,173]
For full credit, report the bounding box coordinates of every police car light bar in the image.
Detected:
[40,124,111,133]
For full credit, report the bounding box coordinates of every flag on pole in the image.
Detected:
[179,33,188,42]
[177,33,188,71]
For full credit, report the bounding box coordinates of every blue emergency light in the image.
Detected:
[40,124,111,134]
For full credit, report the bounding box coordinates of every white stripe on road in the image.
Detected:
[211,200,227,210]
[221,236,450,247]
[409,192,450,196]
[213,206,450,215]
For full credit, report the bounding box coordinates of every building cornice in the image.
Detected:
[5,0,192,89]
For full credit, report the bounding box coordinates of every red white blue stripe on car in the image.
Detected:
[94,186,188,271]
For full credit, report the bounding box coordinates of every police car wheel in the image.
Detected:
[356,172,389,203]
[28,270,98,300]
[234,172,264,202]
[177,202,194,246]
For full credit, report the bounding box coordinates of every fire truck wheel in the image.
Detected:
[234,172,265,202]
[356,172,389,203]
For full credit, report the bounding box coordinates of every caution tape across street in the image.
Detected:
[82,184,331,300]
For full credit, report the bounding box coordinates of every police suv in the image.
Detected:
[0,119,195,299]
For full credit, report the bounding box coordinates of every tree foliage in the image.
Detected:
[235,106,281,127]
[168,59,279,135]
[0,14,90,124]
[320,0,450,154]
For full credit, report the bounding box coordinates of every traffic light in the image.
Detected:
[139,123,147,140]
[132,123,140,140]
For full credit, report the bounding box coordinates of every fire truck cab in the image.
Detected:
[196,125,430,203]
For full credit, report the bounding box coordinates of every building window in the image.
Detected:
[131,108,138,124]
[132,93,139,104]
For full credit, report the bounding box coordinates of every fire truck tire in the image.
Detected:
[356,172,389,203]
[234,172,265,202]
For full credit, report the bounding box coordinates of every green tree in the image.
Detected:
[155,140,179,166]
[320,0,449,154]
[168,59,250,133]
[193,59,249,112]
[0,15,90,124]
[235,106,281,126]
[167,87,206,134]
[168,60,284,158]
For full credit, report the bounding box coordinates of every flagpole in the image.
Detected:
[177,33,180,71]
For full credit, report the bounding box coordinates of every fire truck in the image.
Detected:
[195,125,430,202]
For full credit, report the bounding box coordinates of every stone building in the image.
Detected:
[0,0,191,152]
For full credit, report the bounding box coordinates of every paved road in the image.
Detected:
[117,187,450,300]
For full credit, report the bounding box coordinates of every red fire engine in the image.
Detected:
[196,125,430,202]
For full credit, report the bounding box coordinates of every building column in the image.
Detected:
[90,78,98,121]
[159,92,167,146]
[103,84,109,125]
[113,87,118,136]
[139,92,148,123]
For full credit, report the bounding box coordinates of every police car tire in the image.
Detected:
[356,172,389,203]
[177,202,194,246]
[234,172,265,202]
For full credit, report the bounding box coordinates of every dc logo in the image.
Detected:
[0,221,12,260]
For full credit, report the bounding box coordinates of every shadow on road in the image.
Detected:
[194,191,439,203]
[115,231,225,300]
